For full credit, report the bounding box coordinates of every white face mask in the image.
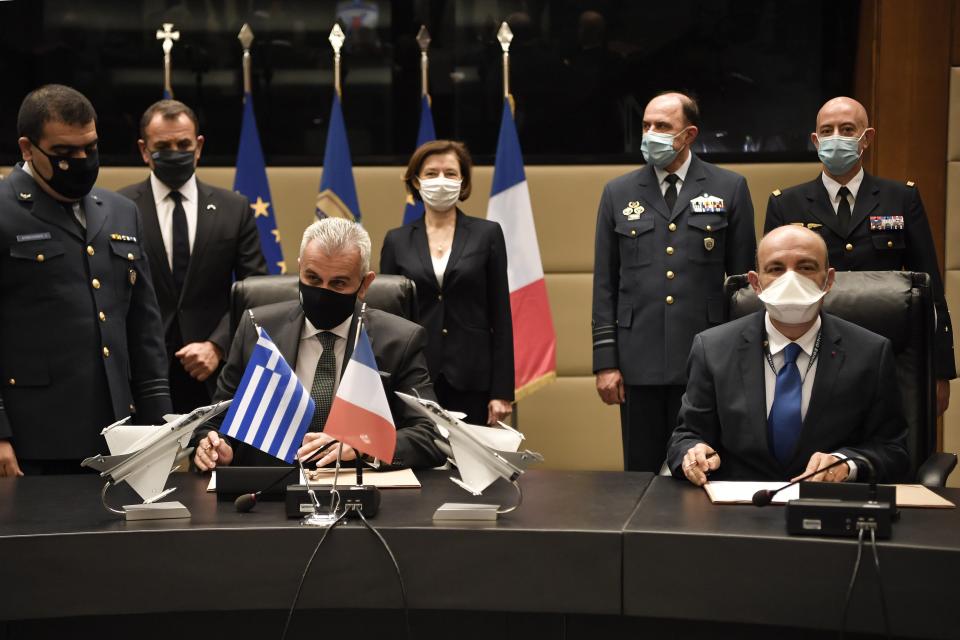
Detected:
[757,269,827,325]
[418,176,462,211]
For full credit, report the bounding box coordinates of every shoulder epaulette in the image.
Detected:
[772,189,782,196]
[906,180,915,187]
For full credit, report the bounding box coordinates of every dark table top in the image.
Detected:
[623,477,960,639]
[0,469,653,620]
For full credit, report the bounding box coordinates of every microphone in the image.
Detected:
[752,455,856,506]
[233,441,339,512]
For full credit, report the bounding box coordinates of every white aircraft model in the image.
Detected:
[394,391,542,496]
[81,400,231,519]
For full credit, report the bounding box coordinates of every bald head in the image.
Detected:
[758,225,829,270]
[815,97,870,136]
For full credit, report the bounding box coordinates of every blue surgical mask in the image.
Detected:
[816,132,865,176]
[641,129,687,169]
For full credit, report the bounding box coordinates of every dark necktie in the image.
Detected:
[309,332,337,432]
[769,342,803,465]
[664,173,680,212]
[836,186,852,234]
[169,191,190,293]
[61,202,85,236]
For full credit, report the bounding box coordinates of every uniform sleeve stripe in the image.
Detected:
[593,339,616,347]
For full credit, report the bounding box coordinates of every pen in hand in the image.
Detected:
[683,451,718,471]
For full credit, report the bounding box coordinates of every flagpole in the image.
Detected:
[497,21,514,114]
[416,25,431,102]
[329,23,346,98]
[156,22,180,98]
[238,23,254,98]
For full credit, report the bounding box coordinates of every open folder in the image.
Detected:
[704,481,955,508]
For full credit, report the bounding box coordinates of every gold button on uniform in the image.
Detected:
[666,270,675,280]
[98,311,106,322]
[102,346,110,357]
[86,246,95,256]
[127,253,135,261]
[706,225,713,232]
[887,240,894,248]
[36,254,44,262]
[630,229,637,237]
[437,294,443,301]
[665,296,675,305]
[665,246,674,255]
[668,223,677,232]
[442,328,448,335]
[845,243,853,252]
[8,378,15,386]
[92,278,101,289]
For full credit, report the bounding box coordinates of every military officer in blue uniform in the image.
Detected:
[764,96,956,415]
[592,91,757,472]
[0,85,171,476]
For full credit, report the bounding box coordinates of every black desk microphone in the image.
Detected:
[752,456,857,506]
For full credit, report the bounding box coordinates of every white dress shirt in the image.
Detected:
[294,315,351,393]
[654,149,693,196]
[821,168,864,214]
[431,250,450,287]
[763,312,856,479]
[150,172,198,269]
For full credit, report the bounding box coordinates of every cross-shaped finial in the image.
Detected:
[156,23,180,55]
[416,25,431,52]
[329,23,346,54]
[496,22,513,52]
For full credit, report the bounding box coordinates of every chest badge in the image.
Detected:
[870,215,904,231]
[704,237,716,251]
[621,201,645,220]
[128,269,137,286]
[690,194,726,214]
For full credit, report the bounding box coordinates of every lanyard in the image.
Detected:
[764,330,822,380]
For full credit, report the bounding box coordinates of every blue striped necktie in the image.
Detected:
[769,342,803,465]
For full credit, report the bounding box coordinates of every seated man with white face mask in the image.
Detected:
[666,225,909,486]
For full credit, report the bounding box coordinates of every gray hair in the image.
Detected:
[299,217,372,274]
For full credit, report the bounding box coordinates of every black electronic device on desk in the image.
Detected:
[216,466,297,501]
[286,456,380,519]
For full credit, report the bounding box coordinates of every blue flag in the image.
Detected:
[220,326,315,463]
[316,94,361,220]
[234,93,286,274]
[401,95,437,225]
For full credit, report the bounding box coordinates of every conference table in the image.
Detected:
[1,470,958,639]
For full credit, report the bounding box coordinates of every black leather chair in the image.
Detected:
[726,270,956,486]
[228,273,419,339]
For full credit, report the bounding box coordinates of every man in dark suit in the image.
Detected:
[764,96,955,415]
[592,91,756,472]
[0,85,171,476]
[193,218,445,471]
[119,100,266,414]
[668,225,909,485]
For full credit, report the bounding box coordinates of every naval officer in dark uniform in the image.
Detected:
[0,85,171,476]
[592,91,756,472]
[764,96,956,415]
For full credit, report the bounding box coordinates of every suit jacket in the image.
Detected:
[380,211,514,400]
[207,301,446,469]
[592,154,757,386]
[117,177,267,354]
[666,311,910,483]
[764,173,955,379]
[0,166,171,459]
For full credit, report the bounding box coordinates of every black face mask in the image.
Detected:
[299,280,360,330]
[30,143,100,200]
[151,150,196,190]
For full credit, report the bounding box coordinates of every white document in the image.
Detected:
[703,481,799,504]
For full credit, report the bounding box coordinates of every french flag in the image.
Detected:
[487,98,557,398]
[323,327,397,462]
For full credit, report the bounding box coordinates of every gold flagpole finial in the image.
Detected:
[238,23,255,97]
[416,25,431,99]
[496,21,514,104]
[329,23,346,98]
[156,22,180,98]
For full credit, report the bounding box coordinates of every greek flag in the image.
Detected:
[220,327,315,463]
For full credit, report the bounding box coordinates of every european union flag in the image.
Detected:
[316,94,361,221]
[401,95,436,225]
[234,92,286,274]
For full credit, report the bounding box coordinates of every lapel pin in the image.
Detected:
[18,192,31,200]
[206,204,217,211]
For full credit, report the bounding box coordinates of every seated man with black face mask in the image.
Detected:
[666,225,909,486]
[119,100,266,415]
[192,217,446,470]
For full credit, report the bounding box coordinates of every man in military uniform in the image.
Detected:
[765,96,956,414]
[0,85,171,476]
[592,91,756,472]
